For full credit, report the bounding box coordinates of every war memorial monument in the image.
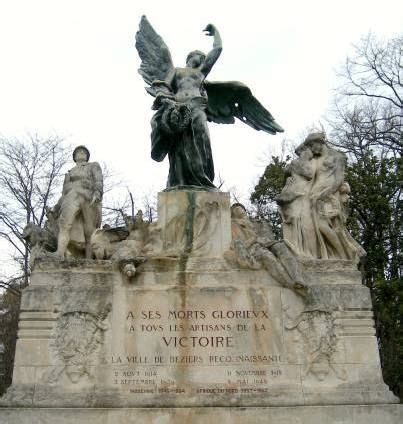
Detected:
[0,16,401,423]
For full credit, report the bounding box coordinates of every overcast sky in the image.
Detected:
[0,0,402,277]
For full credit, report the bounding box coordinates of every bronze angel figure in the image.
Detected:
[135,16,284,189]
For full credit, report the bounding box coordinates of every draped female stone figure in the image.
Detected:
[277,144,316,256]
[277,133,365,262]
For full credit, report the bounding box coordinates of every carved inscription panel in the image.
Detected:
[107,286,295,397]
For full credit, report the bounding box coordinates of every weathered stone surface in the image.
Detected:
[0,404,402,423]
[157,190,231,257]
[1,254,397,408]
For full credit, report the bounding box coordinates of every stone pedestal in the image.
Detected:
[0,191,400,422]
[157,190,231,258]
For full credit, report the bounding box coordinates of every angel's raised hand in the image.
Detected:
[203,24,216,36]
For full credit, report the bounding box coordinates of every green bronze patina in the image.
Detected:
[135,16,284,190]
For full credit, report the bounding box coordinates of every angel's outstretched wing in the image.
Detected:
[205,81,284,134]
[135,16,174,88]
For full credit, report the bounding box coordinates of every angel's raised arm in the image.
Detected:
[201,24,222,77]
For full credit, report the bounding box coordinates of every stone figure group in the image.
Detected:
[23,146,156,277]
[23,134,364,287]
[22,20,364,285]
[277,132,365,262]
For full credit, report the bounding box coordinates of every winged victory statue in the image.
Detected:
[135,16,284,189]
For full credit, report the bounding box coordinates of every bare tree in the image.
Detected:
[341,34,402,108]
[102,186,158,228]
[329,100,401,157]
[141,192,158,223]
[331,33,402,155]
[102,193,133,228]
[0,134,69,284]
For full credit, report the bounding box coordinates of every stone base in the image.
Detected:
[0,404,402,423]
[1,256,397,409]
[1,190,398,415]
